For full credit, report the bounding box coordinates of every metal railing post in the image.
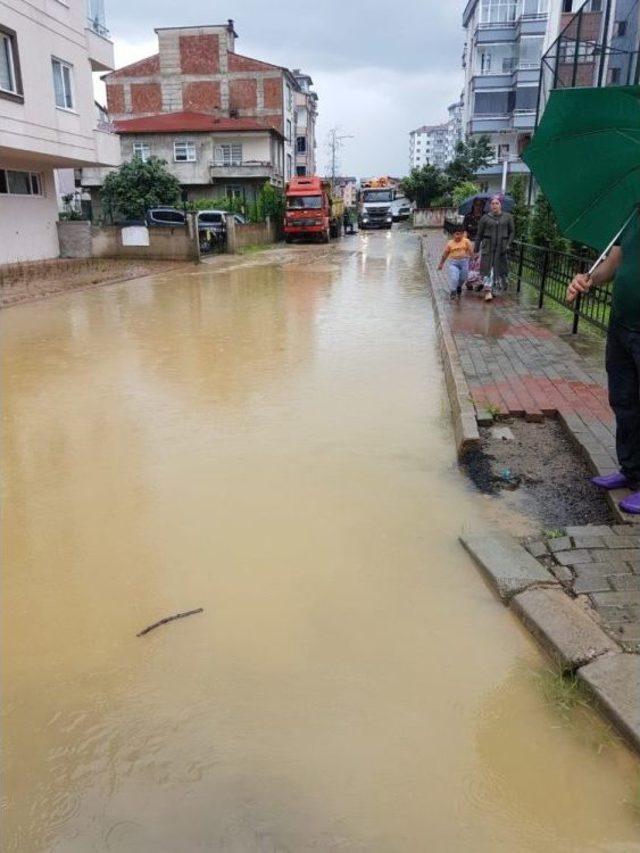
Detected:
[538,247,549,309]
[516,241,525,293]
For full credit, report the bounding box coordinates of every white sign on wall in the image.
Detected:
[121,226,150,247]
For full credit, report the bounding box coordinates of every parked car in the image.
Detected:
[391,200,412,222]
[146,207,186,227]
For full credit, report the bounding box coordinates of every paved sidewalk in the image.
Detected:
[421,231,640,523]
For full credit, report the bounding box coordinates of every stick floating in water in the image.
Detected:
[136,608,204,637]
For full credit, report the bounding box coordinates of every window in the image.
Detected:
[498,143,510,160]
[52,58,74,109]
[518,36,543,68]
[610,66,621,84]
[522,0,548,15]
[0,169,42,195]
[589,0,602,11]
[296,107,307,127]
[515,85,538,110]
[477,43,516,74]
[174,140,196,162]
[615,20,627,38]
[226,185,242,200]
[296,166,307,176]
[479,0,518,24]
[286,84,292,110]
[132,142,151,162]
[474,89,515,114]
[286,119,292,142]
[296,136,307,153]
[562,0,573,11]
[0,27,22,99]
[214,144,242,165]
[286,153,292,180]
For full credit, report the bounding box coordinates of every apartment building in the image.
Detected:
[85,21,316,207]
[461,0,559,193]
[408,98,462,172]
[293,69,318,176]
[0,0,119,263]
[331,176,357,207]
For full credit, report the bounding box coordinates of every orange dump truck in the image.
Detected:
[284,176,344,243]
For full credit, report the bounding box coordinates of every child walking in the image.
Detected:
[438,228,474,301]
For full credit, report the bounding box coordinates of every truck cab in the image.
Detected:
[284,176,343,243]
[358,179,396,230]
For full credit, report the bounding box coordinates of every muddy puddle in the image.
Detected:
[2,232,638,851]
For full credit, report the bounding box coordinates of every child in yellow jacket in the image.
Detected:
[438,228,475,301]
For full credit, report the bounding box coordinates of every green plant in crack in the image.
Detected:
[543,528,565,539]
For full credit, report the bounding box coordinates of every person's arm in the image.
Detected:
[506,214,515,250]
[438,245,450,270]
[566,246,622,303]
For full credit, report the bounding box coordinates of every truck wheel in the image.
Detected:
[321,229,330,244]
[285,235,293,244]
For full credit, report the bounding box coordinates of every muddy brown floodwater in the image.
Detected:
[2,230,639,852]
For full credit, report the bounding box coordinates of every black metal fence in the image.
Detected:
[509,241,611,335]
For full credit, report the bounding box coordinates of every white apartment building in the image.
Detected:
[461,0,564,193]
[408,98,462,172]
[0,0,119,263]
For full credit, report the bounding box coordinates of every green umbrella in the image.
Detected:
[523,85,640,260]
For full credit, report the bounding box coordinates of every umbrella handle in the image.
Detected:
[566,206,637,304]
[587,206,638,278]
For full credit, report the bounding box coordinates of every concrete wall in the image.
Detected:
[226,218,276,252]
[91,225,198,260]
[57,220,91,257]
[413,207,457,229]
[0,169,60,263]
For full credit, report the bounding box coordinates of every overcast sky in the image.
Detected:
[104,1,465,178]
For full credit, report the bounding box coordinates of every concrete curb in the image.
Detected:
[557,411,633,526]
[460,530,639,752]
[420,237,480,458]
[460,531,557,602]
[578,653,640,753]
[510,586,620,672]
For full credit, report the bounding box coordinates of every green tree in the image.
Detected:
[399,165,448,209]
[101,157,181,221]
[529,191,568,252]
[256,181,284,223]
[445,136,494,184]
[451,180,481,210]
[508,175,530,240]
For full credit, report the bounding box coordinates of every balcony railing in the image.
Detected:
[87,17,109,37]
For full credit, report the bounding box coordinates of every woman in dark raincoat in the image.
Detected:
[474,197,515,302]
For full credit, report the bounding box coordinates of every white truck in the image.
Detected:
[357,178,396,230]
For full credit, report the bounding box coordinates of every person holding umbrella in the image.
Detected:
[474,196,515,302]
[567,212,640,514]
[523,84,640,514]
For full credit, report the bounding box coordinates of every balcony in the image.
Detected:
[208,160,279,180]
[94,126,121,167]
[85,21,114,72]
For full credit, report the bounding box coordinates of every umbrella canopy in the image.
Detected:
[457,194,514,215]
[522,86,640,252]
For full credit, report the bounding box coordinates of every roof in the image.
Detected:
[113,111,284,137]
[410,123,448,135]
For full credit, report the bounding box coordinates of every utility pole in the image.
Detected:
[326,127,354,189]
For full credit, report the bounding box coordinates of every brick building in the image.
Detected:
[86,20,315,210]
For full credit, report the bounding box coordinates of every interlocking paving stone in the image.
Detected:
[547,536,572,553]
[524,539,548,558]
[610,576,640,592]
[556,549,594,566]
[570,535,607,549]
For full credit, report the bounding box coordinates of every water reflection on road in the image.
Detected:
[2,230,638,852]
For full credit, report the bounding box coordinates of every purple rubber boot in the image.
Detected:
[592,472,630,490]
[619,491,640,515]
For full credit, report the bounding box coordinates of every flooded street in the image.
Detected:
[2,230,639,851]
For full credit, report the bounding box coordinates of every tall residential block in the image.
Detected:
[461,0,558,193]
[292,69,318,176]
[0,0,119,262]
